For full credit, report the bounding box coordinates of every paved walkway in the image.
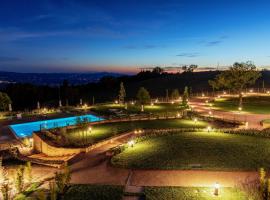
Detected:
[189,97,269,129]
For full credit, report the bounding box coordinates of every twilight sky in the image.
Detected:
[0,0,270,73]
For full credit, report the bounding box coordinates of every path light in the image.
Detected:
[267,91,270,94]
[115,100,118,104]
[138,129,142,133]
[249,89,253,93]
[207,126,212,132]
[134,130,138,134]
[131,101,134,105]
[155,99,158,103]
[209,111,212,116]
[128,140,135,147]
[177,113,180,118]
[214,182,220,196]
[151,102,154,106]
[209,103,213,107]
[193,118,197,124]
[205,100,209,104]
[245,122,249,129]
[171,101,174,104]
[88,127,92,133]
[217,95,221,98]
[238,107,242,112]
[223,91,226,95]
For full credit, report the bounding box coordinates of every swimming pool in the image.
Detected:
[10,114,103,138]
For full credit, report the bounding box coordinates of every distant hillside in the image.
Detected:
[0,71,125,86]
[2,70,270,110]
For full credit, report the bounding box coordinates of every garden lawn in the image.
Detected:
[212,95,270,114]
[111,131,270,170]
[78,119,207,144]
[145,186,247,200]
[63,184,123,200]
[91,102,183,116]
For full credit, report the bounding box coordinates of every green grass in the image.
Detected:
[64,119,208,146]
[91,102,183,116]
[111,131,270,170]
[212,95,270,114]
[145,186,248,200]
[63,185,123,200]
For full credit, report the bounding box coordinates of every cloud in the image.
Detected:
[204,35,228,47]
[0,56,21,62]
[176,53,200,58]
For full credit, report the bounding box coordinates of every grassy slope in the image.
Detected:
[63,185,123,200]
[145,187,247,200]
[66,119,208,145]
[112,131,270,170]
[213,96,270,114]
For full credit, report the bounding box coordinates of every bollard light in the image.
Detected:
[128,140,135,147]
[194,118,197,124]
[88,127,92,133]
[207,126,212,132]
[214,182,220,196]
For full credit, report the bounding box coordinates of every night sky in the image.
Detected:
[0,0,270,73]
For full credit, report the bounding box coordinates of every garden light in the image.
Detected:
[131,101,134,105]
[193,118,197,124]
[128,140,135,147]
[88,127,92,132]
[155,99,158,103]
[138,129,142,133]
[223,91,226,95]
[207,126,212,132]
[214,182,220,196]
[209,103,213,107]
[267,91,270,94]
[249,89,253,93]
[209,111,212,115]
[177,113,180,117]
[202,93,205,97]
[238,107,242,111]
[115,100,118,104]
[151,102,154,106]
[205,100,209,104]
[171,101,174,104]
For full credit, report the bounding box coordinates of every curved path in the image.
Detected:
[68,131,259,188]
[189,96,269,129]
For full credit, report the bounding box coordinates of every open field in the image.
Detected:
[112,131,270,170]
[145,186,247,200]
[212,95,270,114]
[58,119,208,147]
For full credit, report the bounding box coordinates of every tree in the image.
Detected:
[152,67,164,74]
[0,92,11,111]
[118,82,126,104]
[182,86,189,106]
[209,61,261,107]
[15,165,25,193]
[171,89,180,100]
[136,87,150,111]
[55,163,71,196]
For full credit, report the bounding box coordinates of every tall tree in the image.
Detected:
[182,86,189,106]
[118,82,126,104]
[171,89,180,100]
[0,92,11,111]
[136,87,150,111]
[209,61,261,107]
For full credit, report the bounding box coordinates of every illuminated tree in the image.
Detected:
[0,92,11,111]
[209,61,261,107]
[136,87,150,111]
[118,82,126,104]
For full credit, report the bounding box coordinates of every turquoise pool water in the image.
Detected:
[10,114,103,138]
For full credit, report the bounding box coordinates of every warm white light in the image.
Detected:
[131,101,134,105]
[205,100,209,104]
[223,91,226,95]
[202,93,205,97]
[209,111,212,115]
[151,102,154,106]
[88,127,92,132]
[238,107,242,111]
[177,113,180,117]
[249,89,253,93]
[207,126,212,132]
[209,103,213,107]
[267,91,270,94]
[115,100,118,104]
[171,101,174,104]
[155,99,158,103]
[128,140,135,147]
[194,118,197,123]
[214,182,220,196]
